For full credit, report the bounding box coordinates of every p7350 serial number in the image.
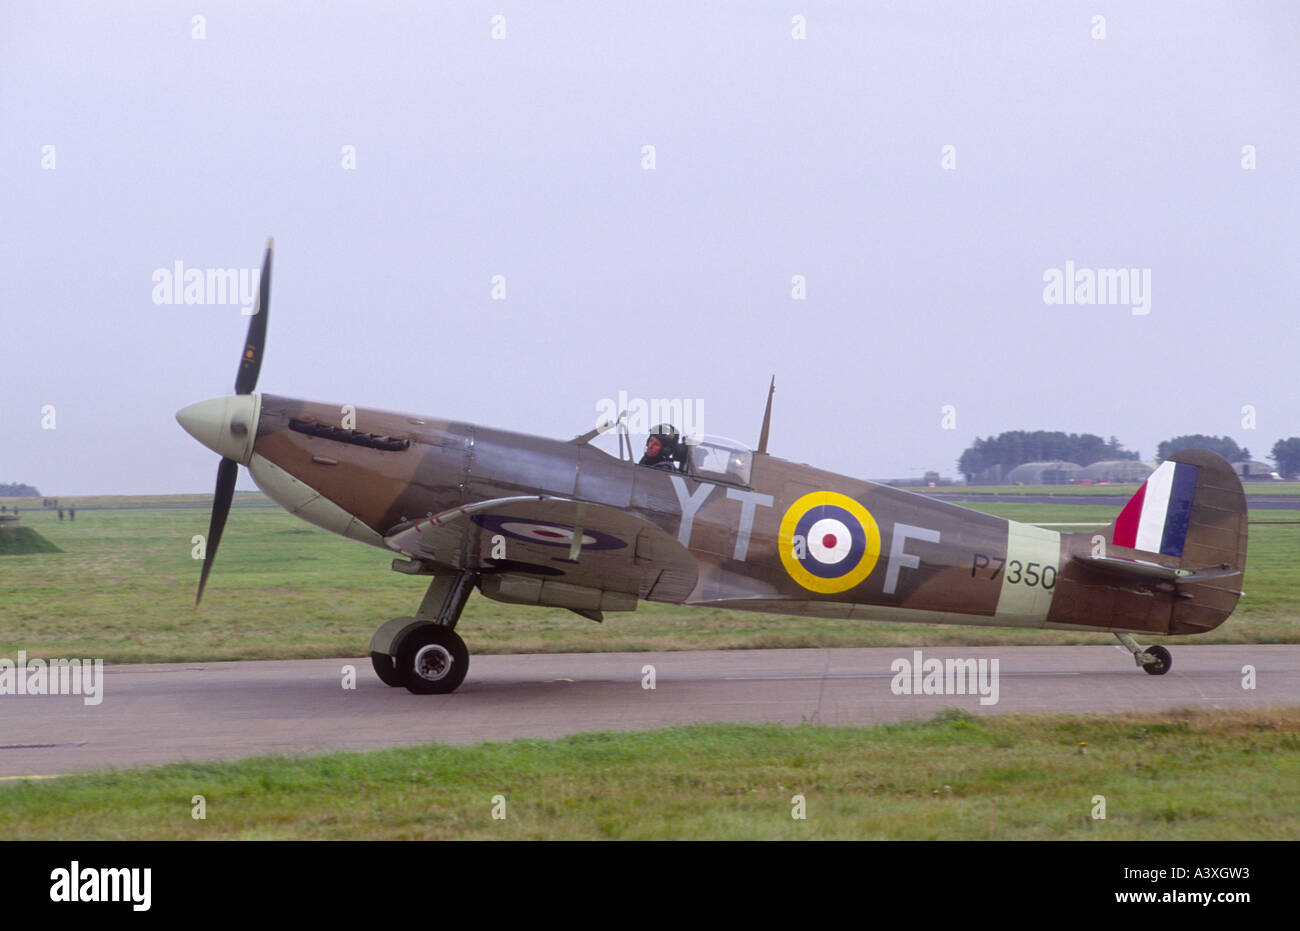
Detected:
[971,554,1056,589]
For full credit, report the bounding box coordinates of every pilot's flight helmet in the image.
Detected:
[649,423,679,453]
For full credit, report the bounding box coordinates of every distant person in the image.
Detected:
[69,505,75,521]
[58,508,64,521]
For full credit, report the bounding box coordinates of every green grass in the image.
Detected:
[1,495,1296,664]
[3,708,1297,839]
[0,526,62,555]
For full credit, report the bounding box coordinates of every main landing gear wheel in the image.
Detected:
[396,625,469,695]
[368,573,476,692]
[1141,645,1172,676]
[371,651,405,687]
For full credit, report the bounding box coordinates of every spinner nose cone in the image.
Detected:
[176,394,261,464]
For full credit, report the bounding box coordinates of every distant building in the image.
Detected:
[1233,460,1280,481]
[1004,460,1084,485]
[1077,459,1154,483]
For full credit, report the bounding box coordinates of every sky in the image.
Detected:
[2,1,1298,494]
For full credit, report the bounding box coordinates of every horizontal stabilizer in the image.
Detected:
[1074,553,1242,587]
[1074,554,1186,580]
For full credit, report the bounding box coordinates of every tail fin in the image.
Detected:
[1093,450,1248,633]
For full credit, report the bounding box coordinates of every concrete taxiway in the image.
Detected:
[1,645,1296,778]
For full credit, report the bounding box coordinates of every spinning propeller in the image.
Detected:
[176,238,273,607]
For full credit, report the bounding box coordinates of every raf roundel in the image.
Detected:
[778,491,882,594]
[471,514,627,551]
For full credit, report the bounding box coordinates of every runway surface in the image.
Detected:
[1,645,1296,779]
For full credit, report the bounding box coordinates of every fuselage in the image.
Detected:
[177,393,1238,638]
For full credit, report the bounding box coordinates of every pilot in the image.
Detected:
[639,423,680,471]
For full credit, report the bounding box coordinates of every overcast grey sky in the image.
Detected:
[2,2,1297,494]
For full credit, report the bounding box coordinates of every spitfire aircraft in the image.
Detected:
[177,240,1248,694]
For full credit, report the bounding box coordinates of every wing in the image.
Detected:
[383,496,699,603]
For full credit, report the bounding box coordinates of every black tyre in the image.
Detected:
[370,650,405,687]
[1142,645,1172,676]
[396,625,469,694]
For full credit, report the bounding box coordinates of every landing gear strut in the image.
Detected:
[369,571,475,694]
[1115,633,1172,676]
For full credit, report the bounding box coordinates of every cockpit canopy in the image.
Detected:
[684,435,754,486]
[586,422,755,485]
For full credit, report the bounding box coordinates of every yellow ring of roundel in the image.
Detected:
[778,491,882,594]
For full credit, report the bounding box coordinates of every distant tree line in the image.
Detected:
[0,483,40,497]
[958,432,1300,481]
[1271,438,1300,479]
[1155,435,1250,463]
[1160,435,1300,479]
[957,432,1137,480]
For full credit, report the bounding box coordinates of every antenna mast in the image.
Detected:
[757,376,775,454]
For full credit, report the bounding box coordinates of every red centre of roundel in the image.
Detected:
[535,529,563,538]
[822,533,837,549]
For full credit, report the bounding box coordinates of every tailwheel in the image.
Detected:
[1115,633,1172,676]
[1141,645,1172,676]
[397,625,469,695]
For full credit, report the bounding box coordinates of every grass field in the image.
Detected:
[0,494,1294,663]
[2,494,1296,663]
[2,708,1296,840]
[0,526,61,555]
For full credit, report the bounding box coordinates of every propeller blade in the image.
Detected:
[195,456,239,608]
[234,236,274,395]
